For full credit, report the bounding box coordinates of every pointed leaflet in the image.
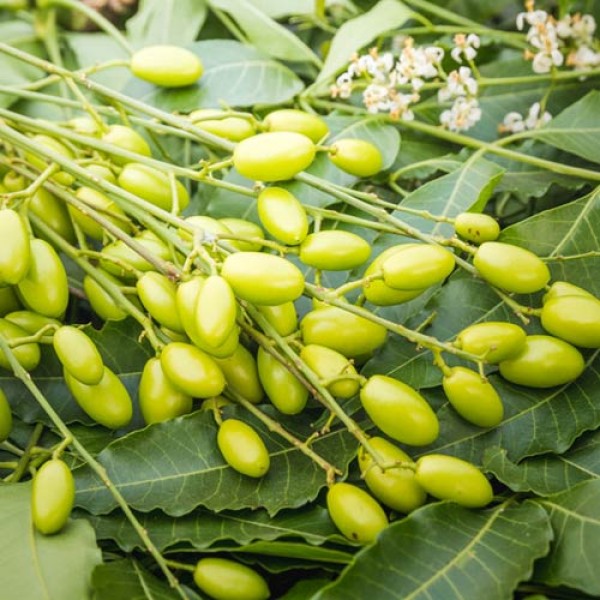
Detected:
[391,155,504,237]
[0,482,102,600]
[74,409,357,516]
[313,501,552,600]
[92,559,202,600]
[0,318,151,428]
[82,504,347,552]
[532,91,600,164]
[207,0,321,66]
[484,430,600,495]
[535,480,600,595]
[310,0,412,93]
[124,40,304,112]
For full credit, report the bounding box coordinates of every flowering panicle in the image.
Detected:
[500,102,552,134]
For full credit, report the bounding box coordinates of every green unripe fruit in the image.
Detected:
[381,244,455,290]
[329,138,383,177]
[326,482,388,544]
[0,287,21,317]
[31,459,75,535]
[218,218,265,252]
[4,311,60,343]
[53,326,104,385]
[299,344,359,399]
[137,271,184,333]
[139,357,193,425]
[498,335,585,388]
[101,125,151,164]
[25,134,74,186]
[256,302,297,337]
[543,281,595,303]
[415,454,494,508]
[473,241,550,294]
[83,272,129,322]
[442,367,504,428]
[540,295,600,348]
[193,557,270,600]
[233,132,316,182]
[0,388,13,443]
[131,45,203,87]
[29,188,76,245]
[0,209,30,285]
[0,318,41,372]
[358,437,426,514]
[221,252,305,306]
[263,109,329,143]
[214,344,264,405]
[160,342,226,398]
[190,109,255,142]
[257,187,308,246]
[299,230,371,271]
[257,346,308,415]
[217,418,270,478]
[360,375,439,446]
[195,275,237,349]
[454,321,527,364]
[70,187,131,240]
[64,366,133,429]
[454,212,500,244]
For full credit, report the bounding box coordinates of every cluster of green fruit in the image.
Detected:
[0,49,598,599]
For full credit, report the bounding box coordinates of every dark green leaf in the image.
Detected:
[0,482,102,600]
[313,501,552,600]
[535,480,600,595]
[280,578,332,599]
[92,559,202,600]
[124,40,304,111]
[74,409,357,516]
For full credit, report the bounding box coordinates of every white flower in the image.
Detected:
[331,72,353,99]
[559,13,597,45]
[500,102,551,133]
[501,111,526,133]
[440,97,482,132]
[363,84,393,113]
[438,66,478,102]
[395,38,443,91]
[517,6,549,31]
[531,47,564,73]
[567,45,600,70]
[451,33,481,63]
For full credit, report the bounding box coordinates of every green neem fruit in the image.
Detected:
[214,344,263,404]
[300,306,387,358]
[118,162,189,212]
[53,326,104,386]
[193,557,270,600]
[0,388,13,443]
[233,132,316,182]
[221,252,304,305]
[3,171,25,192]
[0,318,41,372]
[415,454,494,508]
[256,302,298,337]
[137,271,184,333]
[84,163,118,185]
[0,287,21,317]
[299,230,371,271]
[139,357,193,425]
[0,209,30,285]
[101,125,151,164]
[454,212,500,244]
[540,295,600,348]
[218,218,265,252]
[160,342,226,398]
[217,418,270,478]
[257,187,308,246]
[329,138,383,177]
[358,437,426,514]
[195,275,237,348]
[454,321,527,364]
[25,134,74,186]
[473,241,550,294]
[4,311,60,342]
[131,45,203,87]
[363,246,426,306]
[257,346,308,415]
[31,458,75,535]
[326,482,388,544]
[17,238,69,319]
[543,281,596,303]
[360,375,439,446]
[29,188,76,245]
[70,187,131,240]
[83,272,128,322]
[64,366,133,429]
[442,367,504,428]
[263,108,329,143]
[299,343,359,399]
[381,244,455,290]
[498,335,585,388]
[190,109,256,142]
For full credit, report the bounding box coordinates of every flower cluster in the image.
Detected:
[517,0,600,73]
[499,102,551,134]
[438,60,481,132]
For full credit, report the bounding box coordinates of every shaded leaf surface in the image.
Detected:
[535,480,600,595]
[0,482,102,600]
[74,409,357,516]
[313,501,552,600]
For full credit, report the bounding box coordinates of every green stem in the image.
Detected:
[0,334,187,599]
[6,422,44,483]
[1,441,24,456]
